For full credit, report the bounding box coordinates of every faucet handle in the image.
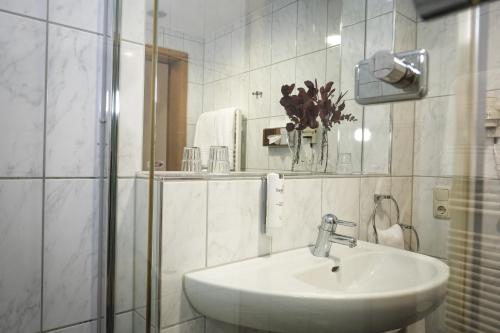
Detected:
[336,219,357,228]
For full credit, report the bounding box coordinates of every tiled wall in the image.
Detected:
[0,0,107,332]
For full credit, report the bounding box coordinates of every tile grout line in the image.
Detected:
[40,0,50,330]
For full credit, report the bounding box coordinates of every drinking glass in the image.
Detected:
[208,146,230,174]
[336,152,353,174]
[181,146,202,172]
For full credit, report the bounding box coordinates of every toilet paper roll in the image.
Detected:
[266,173,284,236]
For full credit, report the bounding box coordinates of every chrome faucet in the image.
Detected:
[313,214,357,257]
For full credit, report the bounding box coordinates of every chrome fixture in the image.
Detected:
[313,214,357,257]
[369,194,420,252]
[252,91,263,98]
[355,49,428,105]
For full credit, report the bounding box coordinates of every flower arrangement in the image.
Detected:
[279,79,356,172]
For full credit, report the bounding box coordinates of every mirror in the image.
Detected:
[143,0,391,175]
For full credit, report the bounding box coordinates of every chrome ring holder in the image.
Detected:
[370,194,420,252]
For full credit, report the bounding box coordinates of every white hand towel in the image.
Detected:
[378,224,405,249]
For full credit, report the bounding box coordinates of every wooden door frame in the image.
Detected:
[144,45,188,171]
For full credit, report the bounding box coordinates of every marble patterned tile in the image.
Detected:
[341,0,366,26]
[118,41,144,177]
[340,22,365,94]
[363,104,391,174]
[327,0,342,38]
[249,66,271,119]
[0,0,46,19]
[0,180,42,333]
[231,25,250,75]
[214,32,232,80]
[359,177,391,242]
[50,320,98,333]
[271,2,297,64]
[121,0,146,43]
[133,179,148,313]
[206,318,267,333]
[203,40,215,84]
[161,181,207,327]
[365,13,394,59]
[230,72,250,119]
[395,0,417,21]
[49,0,104,33]
[367,0,394,19]
[115,311,133,333]
[390,177,413,249]
[394,13,416,52]
[187,83,203,125]
[270,58,295,116]
[0,13,45,177]
[337,100,363,173]
[203,82,215,113]
[245,118,269,170]
[295,50,326,87]
[46,25,103,177]
[322,178,361,238]
[272,0,296,12]
[412,177,452,259]
[207,180,269,266]
[417,14,459,97]
[326,46,341,88]
[213,78,232,110]
[271,178,322,252]
[116,179,135,313]
[43,179,100,330]
[414,96,457,177]
[485,8,500,91]
[296,0,327,56]
[391,101,414,176]
[161,317,204,333]
[249,14,272,70]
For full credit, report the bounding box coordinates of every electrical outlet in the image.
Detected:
[433,187,450,219]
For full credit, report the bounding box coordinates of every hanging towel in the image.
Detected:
[378,224,405,249]
[193,108,241,170]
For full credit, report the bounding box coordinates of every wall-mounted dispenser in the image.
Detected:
[355,49,428,105]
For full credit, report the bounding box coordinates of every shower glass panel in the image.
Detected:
[110,0,500,333]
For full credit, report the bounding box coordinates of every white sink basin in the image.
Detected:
[184,241,449,333]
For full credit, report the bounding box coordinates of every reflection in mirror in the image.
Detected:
[142,0,392,175]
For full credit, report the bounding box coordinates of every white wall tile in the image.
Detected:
[322,178,361,238]
[414,96,457,177]
[213,78,232,110]
[46,25,102,177]
[367,0,394,19]
[359,177,392,241]
[390,177,413,248]
[161,318,204,333]
[118,41,145,177]
[295,50,326,87]
[187,83,203,125]
[296,0,327,56]
[245,118,270,170]
[0,180,42,333]
[342,0,366,26]
[0,0,47,19]
[395,0,417,21]
[271,2,297,63]
[43,179,100,330]
[161,181,207,327]
[0,13,45,177]
[327,0,342,37]
[121,0,146,43]
[363,104,391,174]
[115,311,133,333]
[231,25,250,75]
[365,13,394,58]
[270,59,296,116]
[214,33,232,80]
[337,100,363,173]
[340,22,365,94]
[49,0,104,33]
[204,40,216,83]
[391,101,415,176]
[412,177,451,259]
[249,66,271,119]
[249,15,272,69]
[326,46,341,88]
[230,72,250,119]
[271,178,322,252]
[116,180,135,313]
[207,180,268,266]
[394,13,416,52]
[50,320,98,333]
[485,8,500,91]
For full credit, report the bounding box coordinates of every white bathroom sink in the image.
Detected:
[184,241,449,333]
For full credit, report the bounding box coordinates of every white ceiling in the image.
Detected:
[146,0,271,39]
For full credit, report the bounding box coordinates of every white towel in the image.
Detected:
[378,224,405,249]
[193,108,240,169]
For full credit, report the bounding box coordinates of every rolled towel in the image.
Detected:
[378,224,405,249]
